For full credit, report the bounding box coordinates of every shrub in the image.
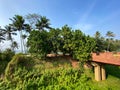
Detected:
[0,49,15,75]
[5,54,33,81]
[27,30,51,59]
[1,68,94,90]
[0,48,15,62]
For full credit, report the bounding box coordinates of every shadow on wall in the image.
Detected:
[105,64,120,78]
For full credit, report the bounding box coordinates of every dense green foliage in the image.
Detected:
[1,67,94,90]
[0,49,15,74]
[5,54,33,81]
[0,13,120,90]
[94,31,120,52]
[0,54,120,90]
[0,49,15,61]
[27,30,51,58]
[72,30,95,61]
[27,25,96,61]
[0,54,93,90]
[48,28,61,54]
[60,25,73,55]
[1,14,120,55]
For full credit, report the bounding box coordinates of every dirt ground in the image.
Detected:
[47,54,79,68]
[47,52,120,68]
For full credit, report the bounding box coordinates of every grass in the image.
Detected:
[33,56,72,70]
[88,75,120,90]
[1,54,120,90]
[85,64,120,90]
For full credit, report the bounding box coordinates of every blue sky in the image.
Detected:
[0,0,120,50]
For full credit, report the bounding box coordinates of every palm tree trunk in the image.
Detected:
[19,31,23,53]
[23,38,25,53]
[11,39,14,51]
[24,38,27,53]
[107,39,110,51]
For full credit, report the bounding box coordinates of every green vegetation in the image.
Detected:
[0,54,120,90]
[0,49,15,75]
[1,14,120,54]
[27,25,96,61]
[0,14,120,90]
[94,31,120,52]
[87,65,120,90]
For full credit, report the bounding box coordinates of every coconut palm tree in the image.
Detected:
[4,25,17,51]
[25,13,41,29]
[24,24,31,34]
[23,24,32,53]
[10,15,25,53]
[106,31,115,37]
[94,31,101,39]
[0,28,5,43]
[11,41,18,52]
[36,16,51,31]
[4,25,17,41]
[0,28,6,51]
[22,34,27,53]
[106,31,115,51]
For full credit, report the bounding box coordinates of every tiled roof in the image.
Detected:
[92,52,120,66]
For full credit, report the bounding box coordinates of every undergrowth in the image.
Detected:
[0,54,120,90]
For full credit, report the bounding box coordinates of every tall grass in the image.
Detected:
[0,67,95,90]
[0,54,120,90]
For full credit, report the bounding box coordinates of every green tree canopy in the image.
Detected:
[106,31,115,51]
[48,28,61,54]
[27,25,96,61]
[27,30,51,58]
[35,16,51,31]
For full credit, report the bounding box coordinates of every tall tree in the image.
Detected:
[23,24,32,53]
[11,41,18,52]
[106,31,115,51]
[94,31,101,39]
[10,15,25,53]
[49,28,61,54]
[4,25,17,51]
[72,30,96,61]
[27,30,50,58]
[60,25,73,55]
[36,16,51,31]
[94,31,105,52]
[0,28,5,43]
[24,24,31,34]
[22,34,27,53]
[25,13,41,29]
[0,28,6,51]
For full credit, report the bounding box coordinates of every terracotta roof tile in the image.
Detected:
[92,52,120,66]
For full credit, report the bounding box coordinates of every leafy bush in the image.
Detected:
[0,48,15,75]
[27,30,51,59]
[1,67,95,90]
[0,48,15,61]
[27,26,96,61]
[5,54,33,81]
